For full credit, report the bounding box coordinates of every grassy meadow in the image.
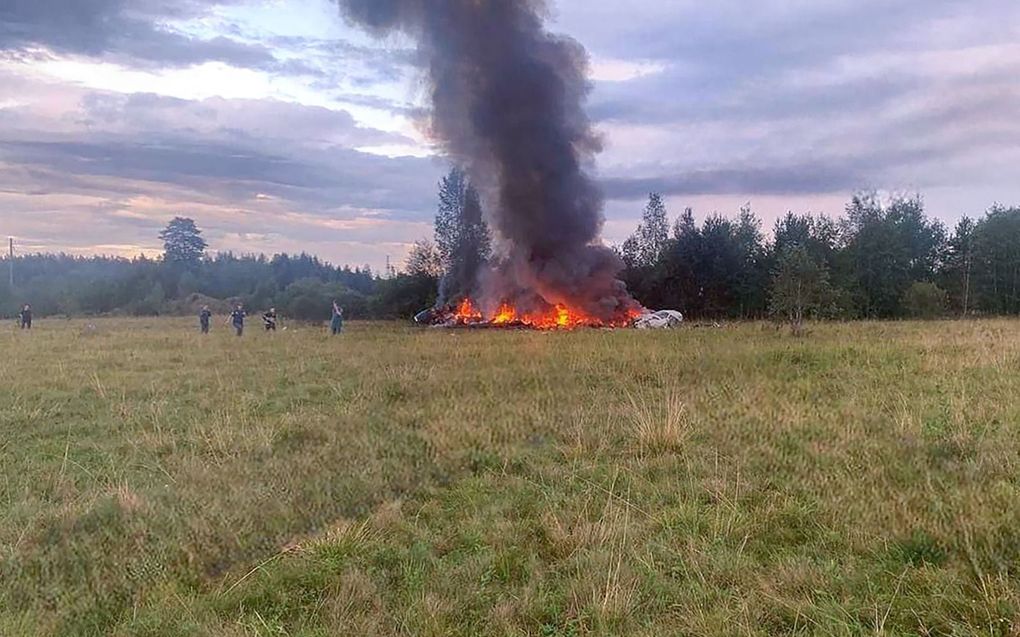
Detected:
[1,317,1019,636]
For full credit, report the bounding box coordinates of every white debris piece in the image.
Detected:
[633,310,684,329]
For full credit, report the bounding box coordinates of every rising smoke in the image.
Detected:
[334,0,641,321]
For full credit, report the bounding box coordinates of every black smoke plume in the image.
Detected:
[334,0,641,321]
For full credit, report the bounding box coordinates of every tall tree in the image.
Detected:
[434,168,491,302]
[840,194,946,318]
[698,214,743,317]
[772,212,838,270]
[733,204,768,317]
[971,206,1020,315]
[770,245,832,336]
[628,206,700,312]
[941,217,976,315]
[623,193,670,269]
[664,207,703,313]
[159,217,207,266]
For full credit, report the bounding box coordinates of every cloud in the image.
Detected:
[76,92,410,149]
[2,0,1019,266]
[564,0,1020,212]
[0,0,315,73]
[0,73,444,267]
[602,163,865,200]
[2,137,439,214]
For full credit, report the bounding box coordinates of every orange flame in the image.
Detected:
[492,302,517,325]
[451,298,641,329]
[455,298,483,322]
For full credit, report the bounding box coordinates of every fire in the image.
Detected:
[492,303,517,325]
[450,298,641,329]
[456,298,483,321]
[556,305,570,327]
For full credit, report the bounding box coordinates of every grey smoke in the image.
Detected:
[333,0,640,320]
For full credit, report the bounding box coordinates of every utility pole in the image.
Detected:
[7,237,12,289]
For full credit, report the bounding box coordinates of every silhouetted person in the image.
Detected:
[229,305,246,337]
[199,305,212,334]
[262,307,277,332]
[19,304,32,330]
[330,301,344,335]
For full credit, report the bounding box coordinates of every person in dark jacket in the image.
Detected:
[199,305,212,334]
[262,308,277,332]
[19,304,32,330]
[229,305,246,337]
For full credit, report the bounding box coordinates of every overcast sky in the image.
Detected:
[1,0,1018,270]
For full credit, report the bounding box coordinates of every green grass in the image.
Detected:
[2,318,1019,635]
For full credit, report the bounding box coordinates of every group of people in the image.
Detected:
[198,301,345,336]
[11,301,345,335]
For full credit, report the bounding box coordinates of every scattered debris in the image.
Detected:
[633,310,685,329]
[416,305,687,330]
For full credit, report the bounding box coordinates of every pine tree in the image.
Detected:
[942,217,975,315]
[734,204,767,317]
[433,168,491,302]
[660,207,701,313]
[159,218,207,266]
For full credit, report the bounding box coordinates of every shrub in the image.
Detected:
[902,281,947,318]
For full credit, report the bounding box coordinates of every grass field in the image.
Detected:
[2,318,1019,636]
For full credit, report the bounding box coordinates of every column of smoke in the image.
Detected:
[334,0,641,321]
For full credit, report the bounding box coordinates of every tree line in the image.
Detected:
[0,211,438,321]
[3,172,1018,322]
[0,249,418,320]
[1,169,500,321]
[619,192,1020,321]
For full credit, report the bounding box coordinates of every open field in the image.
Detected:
[2,318,1020,636]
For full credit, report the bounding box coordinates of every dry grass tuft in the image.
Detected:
[627,389,692,455]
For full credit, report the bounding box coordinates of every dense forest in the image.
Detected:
[0,250,420,320]
[2,171,1019,322]
[619,193,1020,320]
[616,192,1020,322]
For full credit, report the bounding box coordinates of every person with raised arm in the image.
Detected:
[330,301,344,335]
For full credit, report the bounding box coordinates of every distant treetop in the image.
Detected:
[159,217,207,265]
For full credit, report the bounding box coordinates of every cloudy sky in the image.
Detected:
[1,0,1018,270]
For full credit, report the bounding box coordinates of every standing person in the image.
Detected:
[262,307,278,332]
[19,304,32,330]
[199,305,212,334]
[330,301,344,335]
[229,304,246,337]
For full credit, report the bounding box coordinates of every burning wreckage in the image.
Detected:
[337,0,682,330]
[415,301,683,330]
